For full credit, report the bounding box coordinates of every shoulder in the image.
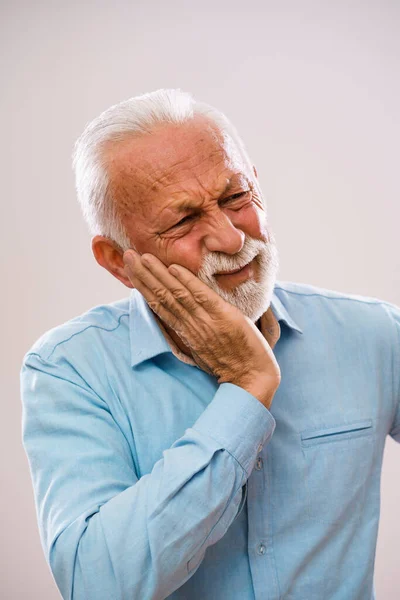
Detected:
[274,279,400,335]
[24,296,131,364]
[275,279,390,305]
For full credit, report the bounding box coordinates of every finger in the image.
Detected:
[140,253,213,318]
[167,263,225,314]
[124,254,209,342]
[125,266,188,335]
[124,250,210,319]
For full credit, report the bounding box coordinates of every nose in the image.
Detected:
[203,211,245,255]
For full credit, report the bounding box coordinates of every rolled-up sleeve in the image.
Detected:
[21,353,275,600]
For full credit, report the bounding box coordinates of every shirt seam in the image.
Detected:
[27,313,129,361]
[274,286,395,307]
[24,353,109,403]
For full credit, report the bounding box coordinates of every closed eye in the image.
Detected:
[171,213,198,228]
[225,192,248,200]
[223,191,249,202]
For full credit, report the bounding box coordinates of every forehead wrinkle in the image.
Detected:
[109,143,226,204]
[148,146,227,195]
[167,163,236,204]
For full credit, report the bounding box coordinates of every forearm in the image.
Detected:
[50,385,275,600]
[67,433,244,599]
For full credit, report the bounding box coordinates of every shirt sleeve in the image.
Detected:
[384,301,400,442]
[21,352,275,600]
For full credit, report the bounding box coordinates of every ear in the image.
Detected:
[253,165,258,179]
[92,235,134,288]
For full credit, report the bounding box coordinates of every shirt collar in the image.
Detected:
[129,283,303,368]
[129,289,172,367]
[270,291,303,335]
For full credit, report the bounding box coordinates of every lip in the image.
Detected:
[214,257,255,283]
[215,258,253,276]
[217,265,246,275]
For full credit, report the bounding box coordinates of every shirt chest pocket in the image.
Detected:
[300,419,374,526]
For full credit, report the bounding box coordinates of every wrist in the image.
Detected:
[229,375,280,410]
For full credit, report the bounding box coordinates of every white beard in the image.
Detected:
[197,230,280,323]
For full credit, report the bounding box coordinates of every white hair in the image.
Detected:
[72,88,253,251]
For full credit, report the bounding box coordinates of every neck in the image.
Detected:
[163,322,193,356]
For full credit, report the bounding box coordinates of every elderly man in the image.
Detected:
[21,89,400,600]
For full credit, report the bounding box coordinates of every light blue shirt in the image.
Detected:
[21,281,400,600]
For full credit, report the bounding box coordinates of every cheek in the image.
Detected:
[163,238,204,274]
[234,204,268,240]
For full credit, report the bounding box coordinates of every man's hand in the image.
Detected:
[123,250,281,409]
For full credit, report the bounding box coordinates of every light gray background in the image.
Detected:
[2,1,399,598]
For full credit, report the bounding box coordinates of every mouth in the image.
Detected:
[214,256,256,285]
[216,265,247,275]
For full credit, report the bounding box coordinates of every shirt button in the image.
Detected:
[255,456,263,470]
[257,444,263,453]
[257,543,266,555]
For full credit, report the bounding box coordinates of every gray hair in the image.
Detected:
[72,89,252,251]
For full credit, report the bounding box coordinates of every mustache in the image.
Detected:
[198,238,269,278]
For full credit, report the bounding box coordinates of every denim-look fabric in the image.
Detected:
[21,281,400,600]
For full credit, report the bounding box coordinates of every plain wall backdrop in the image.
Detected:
[2,1,399,598]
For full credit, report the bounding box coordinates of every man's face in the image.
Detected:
[107,117,279,322]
